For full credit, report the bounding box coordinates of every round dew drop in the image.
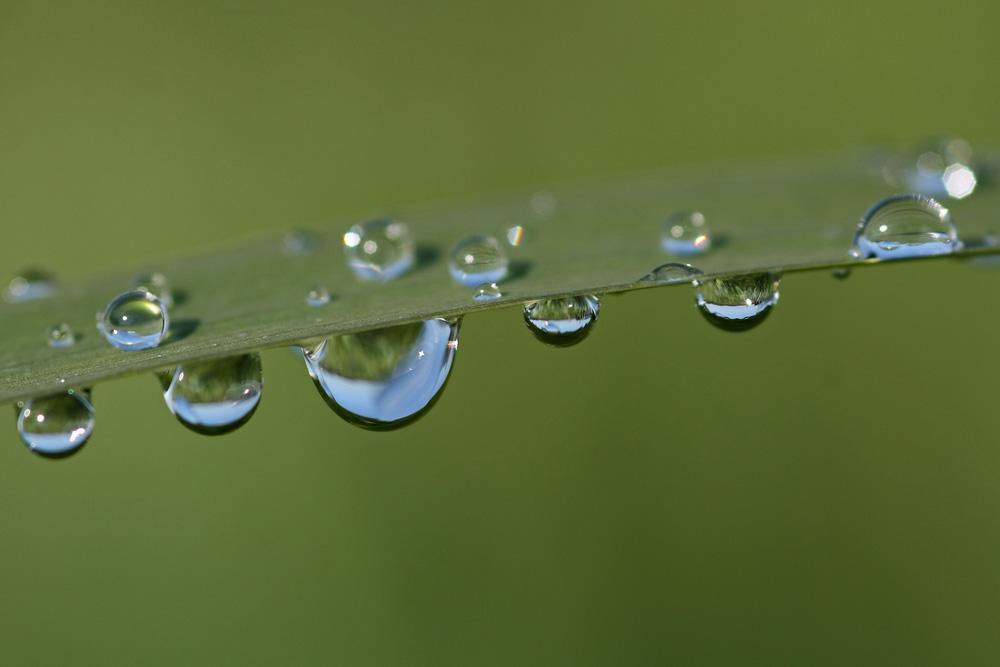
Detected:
[662,211,711,256]
[343,219,415,282]
[98,290,169,351]
[3,268,57,303]
[47,323,75,348]
[160,353,263,435]
[473,283,502,301]
[448,235,508,286]
[851,194,960,260]
[16,389,95,458]
[306,285,331,306]
[523,295,600,347]
[694,272,781,332]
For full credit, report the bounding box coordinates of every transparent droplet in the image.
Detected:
[283,229,321,256]
[3,268,56,303]
[901,138,978,199]
[662,211,711,255]
[343,219,415,282]
[302,318,460,431]
[98,290,169,351]
[694,272,780,332]
[506,225,526,247]
[473,283,501,301]
[637,262,703,285]
[16,389,95,458]
[47,323,75,348]
[448,235,508,286]
[850,194,960,260]
[160,353,263,435]
[132,272,173,308]
[523,295,600,347]
[306,285,331,306]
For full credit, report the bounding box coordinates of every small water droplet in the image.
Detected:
[662,211,711,255]
[306,285,331,306]
[694,272,780,332]
[132,272,173,308]
[448,235,508,286]
[98,290,169,350]
[47,323,75,348]
[160,353,263,435]
[473,283,502,301]
[523,295,600,347]
[506,225,526,247]
[283,229,321,256]
[850,194,960,260]
[637,262,703,285]
[3,268,57,303]
[16,389,95,458]
[302,318,460,430]
[831,267,852,279]
[343,219,415,282]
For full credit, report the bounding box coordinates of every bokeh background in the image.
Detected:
[3,1,1000,664]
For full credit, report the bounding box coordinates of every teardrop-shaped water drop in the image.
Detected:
[47,323,75,348]
[302,318,460,431]
[306,285,331,306]
[523,295,600,347]
[473,283,502,301]
[132,272,173,308]
[448,235,508,286]
[3,268,57,303]
[637,262,703,285]
[160,353,263,435]
[343,219,415,282]
[16,389,95,458]
[851,194,960,260]
[694,272,780,332]
[98,290,169,351]
[662,211,711,255]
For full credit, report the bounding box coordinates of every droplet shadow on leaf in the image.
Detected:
[162,318,201,345]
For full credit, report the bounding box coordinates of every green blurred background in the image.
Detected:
[3,1,1000,664]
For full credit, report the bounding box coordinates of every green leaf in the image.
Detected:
[1,151,997,405]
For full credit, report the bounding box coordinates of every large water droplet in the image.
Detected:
[160,354,263,435]
[523,295,600,347]
[473,283,502,301]
[637,262,703,285]
[343,219,415,282]
[16,389,95,458]
[306,285,331,306]
[695,272,780,332]
[47,323,75,348]
[851,194,959,260]
[303,318,460,430]
[98,290,169,351]
[132,272,173,308]
[448,235,508,286]
[3,268,56,303]
[662,211,711,255]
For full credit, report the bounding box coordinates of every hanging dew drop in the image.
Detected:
[448,235,508,286]
[131,272,173,308]
[160,353,263,435]
[637,262,703,285]
[47,323,75,348]
[98,290,169,351]
[523,295,600,347]
[661,211,711,256]
[302,318,460,431]
[343,219,415,282]
[694,272,781,332]
[16,389,95,458]
[306,285,331,306]
[3,268,57,303]
[851,194,960,260]
[473,283,502,301]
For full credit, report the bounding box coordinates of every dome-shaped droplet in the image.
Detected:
[851,194,960,260]
[900,138,978,199]
[3,268,57,303]
[662,211,711,256]
[132,273,173,308]
[523,295,600,347]
[448,235,508,286]
[306,285,331,306]
[302,318,460,431]
[694,272,780,332]
[47,323,75,348]
[637,262,703,285]
[98,290,169,351]
[160,353,263,435]
[473,283,501,301]
[16,389,95,458]
[343,219,415,282]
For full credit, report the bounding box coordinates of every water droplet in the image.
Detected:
[306,285,331,306]
[694,272,780,332]
[850,194,960,260]
[903,138,978,199]
[283,229,320,256]
[523,295,600,347]
[831,267,852,280]
[3,268,56,303]
[16,389,95,458]
[506,225,526,247]
[662,211,711,255]
[47,323,75,348]
[160,353,263,435]
[343,219,415,282]
[448,235,508,286]
[637,262,703,285]
[132,272,173,308]
[98,290,169,351]
[473,283,502,301]
[302,318,460,430]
